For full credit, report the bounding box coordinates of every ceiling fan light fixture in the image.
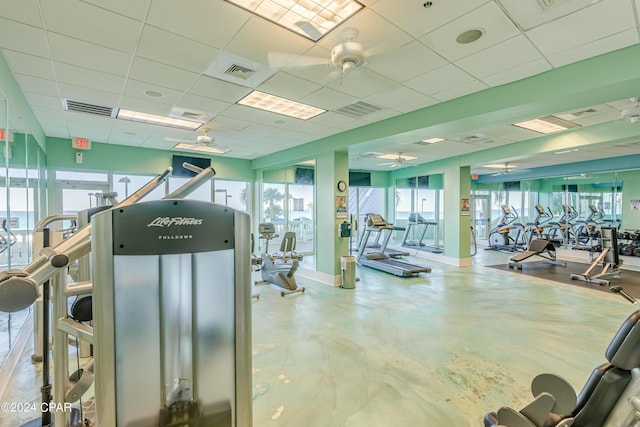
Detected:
[225,0,364,41]
[173,143,230,155]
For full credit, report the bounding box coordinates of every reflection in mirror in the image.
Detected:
[473,170,629,252]
[261,162,315,258]
[395,174,444,255]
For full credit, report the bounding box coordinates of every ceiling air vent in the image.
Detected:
[224,64,256,80]
[63,99,115,117]
[334,100,383,118]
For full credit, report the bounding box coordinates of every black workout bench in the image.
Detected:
[508,239,567,269]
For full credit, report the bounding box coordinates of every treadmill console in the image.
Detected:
[366,214,388,228]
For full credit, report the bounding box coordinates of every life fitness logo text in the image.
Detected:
[147,217,203,240]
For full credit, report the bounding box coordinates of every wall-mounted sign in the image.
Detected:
[72,137,91,150]
[0,129,14,142]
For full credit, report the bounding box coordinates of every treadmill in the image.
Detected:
[400,213,443,254]
[356,214,431,277]
[360,213,409,258]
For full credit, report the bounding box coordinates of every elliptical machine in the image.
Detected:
[254,222,305,296]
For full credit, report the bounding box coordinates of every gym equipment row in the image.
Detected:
[0,164,253,427]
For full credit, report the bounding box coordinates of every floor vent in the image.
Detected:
[334,100,382,118]
[63,99,115,117]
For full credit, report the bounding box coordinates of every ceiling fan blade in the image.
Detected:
[268,51,329,69]
[165,136,195,144]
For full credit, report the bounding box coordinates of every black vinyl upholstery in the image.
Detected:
[484,309,640,427]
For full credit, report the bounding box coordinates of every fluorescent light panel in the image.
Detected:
[484,163,516,169]
[377,154,417,160]
[513,115,580,134]
[422,137,445,143]
[117,109,203,131]
[225,0,364,41]
[237,90,326,120]
[173,143,230,155]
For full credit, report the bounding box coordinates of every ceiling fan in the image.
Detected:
[377,153,413,168]
[166,129,231,154]
[489,162,527,176]
[268,27,377,84]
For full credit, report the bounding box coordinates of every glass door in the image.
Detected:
[53,180,111,217]
[472,193,491,240]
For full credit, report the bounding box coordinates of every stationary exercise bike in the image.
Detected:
[254,222,305,296]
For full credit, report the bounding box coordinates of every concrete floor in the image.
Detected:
[0,249,635,426]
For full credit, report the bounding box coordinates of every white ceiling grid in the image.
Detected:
[0,0,638,173]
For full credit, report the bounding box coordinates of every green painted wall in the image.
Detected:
[46,137,255,181]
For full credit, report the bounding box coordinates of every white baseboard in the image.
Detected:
[298,267,341,287]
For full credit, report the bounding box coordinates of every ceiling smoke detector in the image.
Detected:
[621,97,640,123]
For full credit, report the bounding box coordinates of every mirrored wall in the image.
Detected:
[394,174,444,255]
[471,170,633,251]
[0,97,47,368]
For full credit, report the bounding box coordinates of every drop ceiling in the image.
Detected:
[1,0,639,177]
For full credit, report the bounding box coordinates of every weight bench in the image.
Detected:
[509,239,567,270]
[570,227,621,286]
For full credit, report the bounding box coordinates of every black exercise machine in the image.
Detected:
[570,226,622,286]
[508,239,567,270]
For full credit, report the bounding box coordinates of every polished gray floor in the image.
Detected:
[0,250,635,426]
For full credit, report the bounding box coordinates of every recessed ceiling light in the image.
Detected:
[456,29,483,44]
[237,90,326,120]
[173,143,230,155]
[117,109,203,131]
[225,0,364,41]
[144,90,164,98]
[422,137,445,143]
[513,115,580,134]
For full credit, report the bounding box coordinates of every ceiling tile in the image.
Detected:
[175,93,231,118]
[47,33,132,76]
[53,62,125,95]
[1,50,55,80]
[257,72,323,100]
[13,74,59,97]
[324,68,396,98]
[526,0,636,56]
[300,87,358,111]
[363,85,427,110]
[189,75,252,104]
[225,16,313,65]
[129,57,199,92]
[481,57,552,87]
[456,35,544,79]
[137,25,219,73]
[315,8,413,55]
[0,0,42,26]
[147,0,249,50]
[405,64,476,96]
[81,0,150,21]
[369,0,490,39]
[366,41,448,83]
[57,82,121,107]
[420,2,520,62]
[41,0,142,53]
[432,79,489,102]
[544,29,639,68]
[0,18,49,57]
